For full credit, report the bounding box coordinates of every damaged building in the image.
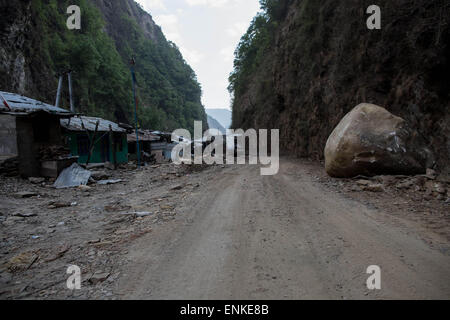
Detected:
[61,116,128,166]
[127,130,177,163]
[0,91,74,177]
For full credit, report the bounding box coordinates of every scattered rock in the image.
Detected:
[90,171,110,181]
[97,179,123,185]
[115,228,135,235]
[14,212,37,218]
[135,212,153,217]
[85,163,105,170]
[396,180,414,190]
[3,216,24,226]
[78,185,92,192]
[44,244,71,263]
[29,177,45,184]
[48,201,71,209]
[160,204,174,210]
[105,204,131,213]
[363,184,385,192]
[89,272,110,285]
[425,169,437,180]
[356,180,372,186]
[325,103,433,178]
[13,191,38,199]
[434,183,447,195]
[104,162,115,170]
[171,184,185,191]
[120,211,153,217]
[374,175,397,186]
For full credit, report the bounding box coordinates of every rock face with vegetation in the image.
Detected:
[0,0,207,133]
[229,0,449,170]
[325,104,433,178]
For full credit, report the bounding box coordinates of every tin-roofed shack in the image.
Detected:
[127,130,160,162]
[126,130,177,163]
[0,91,74,177]
[61,116,128,165]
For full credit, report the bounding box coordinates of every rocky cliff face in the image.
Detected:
[91,0,159,43]
[231,0,449,171]
[0,0,207,132]
[0,1,35,96]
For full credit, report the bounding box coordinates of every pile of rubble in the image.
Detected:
[348,169,449,201]
[39,145,71,161]
[0,157,18,177]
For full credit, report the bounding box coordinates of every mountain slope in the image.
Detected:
[230,0,449,169]
[207,115,226,134]
[0,0,207,133]
[206,109,232,130]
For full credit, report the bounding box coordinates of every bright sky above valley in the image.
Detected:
[135,0,261,110]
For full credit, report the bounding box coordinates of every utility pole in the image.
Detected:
[68,71,75,113]
[55,75,63,108]
[130,57,141,169]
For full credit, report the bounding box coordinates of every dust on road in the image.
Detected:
[117,159,450,300]
[1,158,449,299]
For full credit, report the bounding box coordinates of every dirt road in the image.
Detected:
[117,159,450,300]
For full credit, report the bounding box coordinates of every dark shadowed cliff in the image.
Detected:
[230,0,449,170]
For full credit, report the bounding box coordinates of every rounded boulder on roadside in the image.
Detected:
[325,103,433,178]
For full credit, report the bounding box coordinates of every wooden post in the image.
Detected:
[86,120,99,166]
[109,125,117,170]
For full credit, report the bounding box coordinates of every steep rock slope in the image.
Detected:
[0,0,207,133]
[207,115,226,134]
[230,0,449,170]
[206,108,232,130]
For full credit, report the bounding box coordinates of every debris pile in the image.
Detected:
[38,145,71,161]
[0,157,18,177]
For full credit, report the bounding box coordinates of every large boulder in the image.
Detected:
[325,103,433,178]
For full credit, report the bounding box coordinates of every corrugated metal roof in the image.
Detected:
[128,130,161,142]
[0,91,72,116]
[61,116,126,133]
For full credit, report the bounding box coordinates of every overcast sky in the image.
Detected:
[135,0,261,110]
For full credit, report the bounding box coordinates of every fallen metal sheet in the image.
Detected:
[53,163,92,189]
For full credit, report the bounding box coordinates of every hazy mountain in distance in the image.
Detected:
[207,115,226,134]
[206,109,232,130]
